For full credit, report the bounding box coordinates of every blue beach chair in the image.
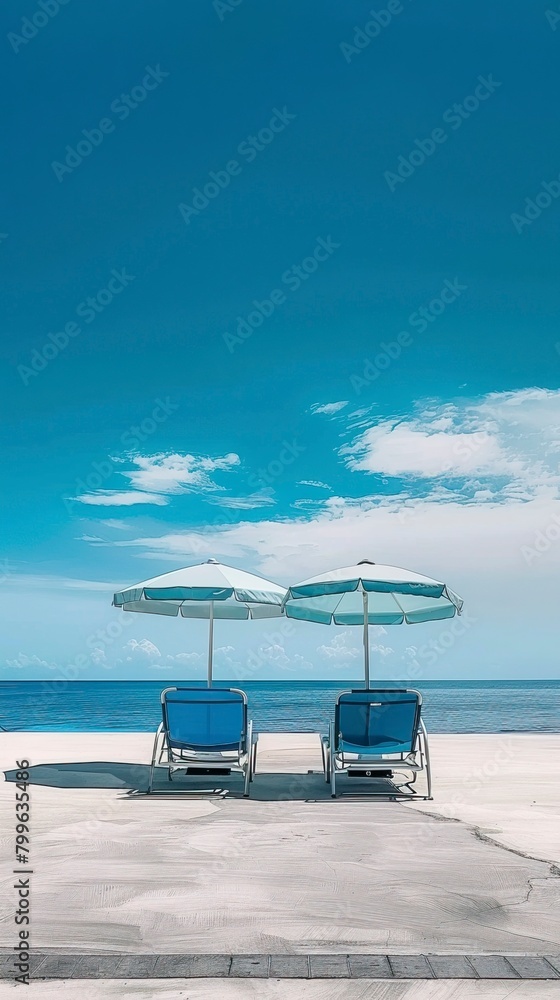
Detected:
[148,687,257,796]
[321,689,432,799]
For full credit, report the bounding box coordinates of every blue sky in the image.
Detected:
[2,0,560,681]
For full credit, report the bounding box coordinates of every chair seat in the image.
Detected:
[168,733,258,762]
[339,739,415,755]
[337,753,422,772]
[168,739,243,753]
[321,734,416,757]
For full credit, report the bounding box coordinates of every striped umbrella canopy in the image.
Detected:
[282,558,463,687]
[113,558,285,686]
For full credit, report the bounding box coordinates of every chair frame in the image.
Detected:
[148,686,258,797]
[321,688,432,799]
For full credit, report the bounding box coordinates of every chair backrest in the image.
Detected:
[161,687,247,752]
[335,689,422,754]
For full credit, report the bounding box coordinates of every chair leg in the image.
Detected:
[243,722,253,797]
[148,724,163,794]
[421,720,433,799]
[329,722,336,798]
[320,736,330,781]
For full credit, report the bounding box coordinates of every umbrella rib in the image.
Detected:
[330,591,347,622]
[390,592,408,622]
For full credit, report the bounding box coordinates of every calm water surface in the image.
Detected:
[0,680,559,732]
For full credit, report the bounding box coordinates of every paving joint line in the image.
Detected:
[464,955,480,979]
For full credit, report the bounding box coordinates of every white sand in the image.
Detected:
[5,979,560,999]
[0,732,559,956]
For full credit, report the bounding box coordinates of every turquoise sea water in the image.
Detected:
[0,680,559,733]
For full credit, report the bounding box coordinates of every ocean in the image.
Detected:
[0,679,559,733]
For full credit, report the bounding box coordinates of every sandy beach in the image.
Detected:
[1,730,559,997]
[10,980,560,999]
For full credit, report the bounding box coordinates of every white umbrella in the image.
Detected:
[282,558,463,687]
[113,558,285,686]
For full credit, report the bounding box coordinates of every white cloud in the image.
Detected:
[292,652,315,671]
[73,451,241,508]
[5,574,115,592]
[292,498,329,511]
[123,638,162,664]
[5,653,57,670]
[298,480,332,490]
[90,647,109,668]
[169,651,204,665]
[342,388,560,492]
[344,423,513,479]
[204,493,276,509]
[75,490,168,507]
[250,643,314,674]
[110,488,560,637]
[317,629,392,665]
[124,452,240,495]
[317,631,361,662]
[259,642,290,666]
[372,643,394,659]
[311,401,348,415]
[100,519,131,530]
[176,640,315,677]
[207,645,239,671]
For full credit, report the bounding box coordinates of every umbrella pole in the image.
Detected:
[207,601,214,688]
[363,590,370,689]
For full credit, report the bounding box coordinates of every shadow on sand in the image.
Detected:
[3,761,400,801]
